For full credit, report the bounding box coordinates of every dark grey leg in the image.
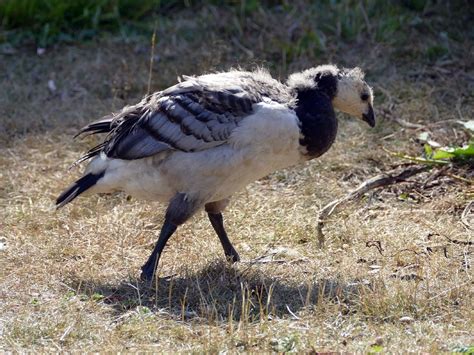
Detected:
[140,219,177,281]
[141,193,201,281]
[207,212,240,263]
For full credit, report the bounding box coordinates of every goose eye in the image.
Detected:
[361,93,369,101]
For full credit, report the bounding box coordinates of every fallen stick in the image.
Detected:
[316,165,429,247]
[393,117,425,129]
[460,200,473,230]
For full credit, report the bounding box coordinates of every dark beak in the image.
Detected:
[362,105,376,127]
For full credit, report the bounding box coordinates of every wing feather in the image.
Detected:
[74,71,287,162]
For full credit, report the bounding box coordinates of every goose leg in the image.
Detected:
[207,212,240,262]
[141,193,200,281]
[205,200,240,262]
[140,219,177,281]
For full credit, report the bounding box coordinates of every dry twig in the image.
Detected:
[460,200,473,229]
[393,117,425,129]
[147,24,157,95]
[316,165,429,247]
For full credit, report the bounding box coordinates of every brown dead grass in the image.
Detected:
[1,2,473,352]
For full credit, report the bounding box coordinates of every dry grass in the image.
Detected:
[1,2,473,352]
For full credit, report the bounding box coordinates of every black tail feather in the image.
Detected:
[56,172,105,209]
[74,117,114,138]
[71,142,107,167]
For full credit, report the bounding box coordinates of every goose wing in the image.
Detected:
[77,75,265,161]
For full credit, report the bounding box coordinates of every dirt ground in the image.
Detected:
[1,3,473,352]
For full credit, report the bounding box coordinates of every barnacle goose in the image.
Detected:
[57,64,375,281]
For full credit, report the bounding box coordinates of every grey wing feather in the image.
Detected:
[81,77,261,161]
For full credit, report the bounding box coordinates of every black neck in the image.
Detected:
[294,89,338,158]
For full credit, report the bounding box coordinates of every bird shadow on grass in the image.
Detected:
[68,260,370,323]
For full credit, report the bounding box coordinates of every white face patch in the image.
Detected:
[332,75,373,118]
